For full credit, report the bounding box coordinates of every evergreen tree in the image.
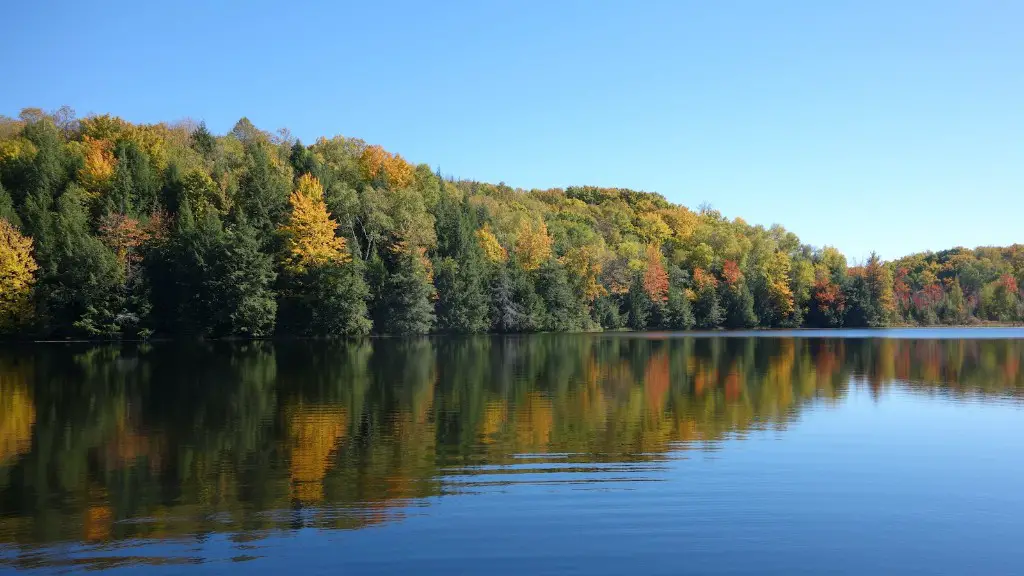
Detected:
[375,249,435,334]
[435,256,490,332]
[0,182,21,229]
[432,189,490,332]
[665,287,695,330]
[593,294,625,329]
[490,261,543,332]
[627,274,651,330]
[148,204,276,337]
[694,284,724,329]
[536,259,588,331]
[237,143,290,240]
[278,256,371,337]
[722,282,758,328]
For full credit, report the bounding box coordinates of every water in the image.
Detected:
[1,330,1023,574]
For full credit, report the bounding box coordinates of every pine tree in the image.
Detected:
[237,143,290,240]
[694,284,724,329]
[0,183,22,229]
[433,191,490,332]
[665,287,695,330]
[627,274,651,330]
[722,282,758,328]
[376,248,436,334]
[536,259,588,331]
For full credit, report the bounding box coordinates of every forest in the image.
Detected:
[1,107,1022,339]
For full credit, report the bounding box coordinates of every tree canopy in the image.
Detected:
[0,107,1021,339]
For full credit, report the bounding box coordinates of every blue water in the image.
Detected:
[1,330,1022,574]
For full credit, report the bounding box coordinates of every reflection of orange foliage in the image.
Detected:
[84,505,112,542]
[643,350,670,412]
[288,405,348,504]
[724,369,741,402]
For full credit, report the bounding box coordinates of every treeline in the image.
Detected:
[1,107,1022,338]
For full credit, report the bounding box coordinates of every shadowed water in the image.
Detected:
[1,330,1023,574]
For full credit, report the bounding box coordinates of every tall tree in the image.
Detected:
[0,218,37,333]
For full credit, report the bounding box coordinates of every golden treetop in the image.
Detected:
[279,174,350,274]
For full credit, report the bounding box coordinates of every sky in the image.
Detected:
[2,0,1021,261]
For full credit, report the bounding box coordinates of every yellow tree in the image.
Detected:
[762,251,795,318]
[560,244,607,302]
[476,224,508,263]
[514,218,552,271]
[77,136,116,198]
[279,174,349,274]
[359,145,414,190]
[0,219,38,331]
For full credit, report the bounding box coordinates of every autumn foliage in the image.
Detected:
[643,244,669,302]
[279,174,350,274]
[0,219,38,331]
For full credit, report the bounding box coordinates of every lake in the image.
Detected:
[2,329,1023,574]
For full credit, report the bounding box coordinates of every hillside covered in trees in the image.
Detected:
[1,107,1022,339]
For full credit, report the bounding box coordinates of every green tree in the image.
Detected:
[694,284,724,329]
[626,273,651,330]
[374,249,435,334]
[665,287,695,330]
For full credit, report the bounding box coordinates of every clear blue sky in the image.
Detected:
[3,0,1021,261]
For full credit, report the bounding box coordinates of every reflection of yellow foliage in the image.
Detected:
[514,393,553,451]
[288,405,348,504]
[0,364,35,465]
[481,400,507,442]
[84,505,112,542]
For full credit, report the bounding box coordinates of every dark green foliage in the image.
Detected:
[102,141,159,218]
[489,263,544,333]
[236,143,290,239]
[191,122,216,158]
[843,276,875,328]
[277,259,371,337]
[373,251,436,335]
[434,256,490,333]
[626,274,651,330]
[694,284,724,329]
[536,259,589,331]
[665,287,696,330]
[26,186,126,337]
[0,182,21,229]
[148,205,276,337]
[722,283,758,328]
[593,295,625,329]
[432,189,490,333]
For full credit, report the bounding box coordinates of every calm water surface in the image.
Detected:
[1,330,1023,574]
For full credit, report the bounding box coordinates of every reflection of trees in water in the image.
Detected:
[0,336,1021,549]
